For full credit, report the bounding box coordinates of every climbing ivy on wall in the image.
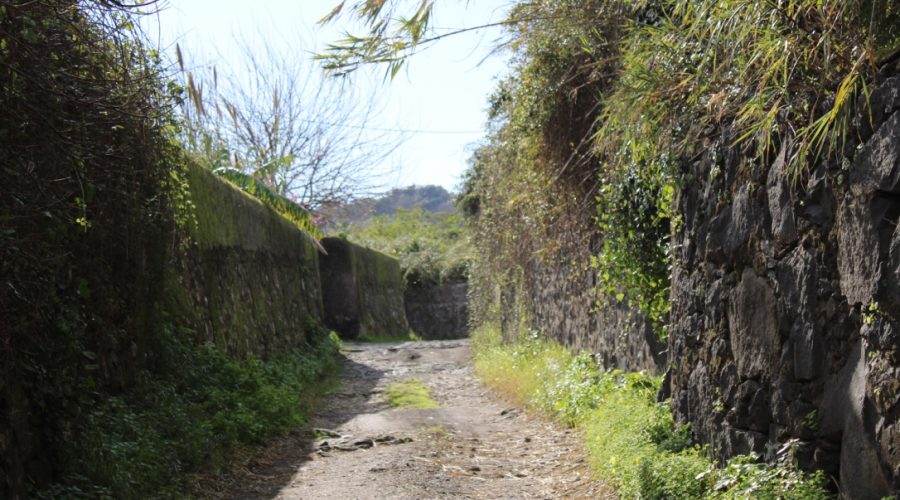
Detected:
[595,159,675,336]
[0,1,190,494]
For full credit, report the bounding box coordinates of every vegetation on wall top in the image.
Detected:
[343,208,471,287]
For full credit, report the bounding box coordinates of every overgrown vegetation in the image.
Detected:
[0,2,339,496]
[0,1,188,494]
[465,0,899,339]
[326,0,900,341]
[472,325,832,499]
[344,208,471,286]
[39,326,340,498]
[386,378,440,409]
[212,167,324,240]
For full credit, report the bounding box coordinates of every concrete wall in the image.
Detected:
[166,164,325,357]
[319,237,409,340]
[666,74,900,497]
[405,281,469,340]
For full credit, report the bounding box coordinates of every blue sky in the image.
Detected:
[140,0,511,193]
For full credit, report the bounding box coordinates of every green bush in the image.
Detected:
[705,452,832,500]
[637,448,713,500]
[39,325,341,499]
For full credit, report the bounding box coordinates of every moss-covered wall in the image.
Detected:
[319,237,409,339]
[165,164,324,357]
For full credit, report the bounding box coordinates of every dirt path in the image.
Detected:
[217,339,613,499]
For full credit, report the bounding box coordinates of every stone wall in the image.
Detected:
[2,160,337,497]
[496,202,666,374]
[319,237,409,339]
[405,281,469,339]
[527,246,665,374]
[166,164,325,357]
[667,72,900,497]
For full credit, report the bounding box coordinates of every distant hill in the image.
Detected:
[319,185,455,230]
[373,185,455,215]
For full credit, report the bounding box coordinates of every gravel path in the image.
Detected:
[213,339,613,499]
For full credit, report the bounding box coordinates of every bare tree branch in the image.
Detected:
[178,35,403,208]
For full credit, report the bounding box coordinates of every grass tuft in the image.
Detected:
[386,379,440,409]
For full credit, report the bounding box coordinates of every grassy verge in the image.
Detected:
[472,324,832,499]
[38,324,342,499]
[386,379,439,409]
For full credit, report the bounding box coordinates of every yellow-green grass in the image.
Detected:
[386,379,439,409]
[470,323,831,499]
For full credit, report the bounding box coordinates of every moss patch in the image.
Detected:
[386,379,439,409]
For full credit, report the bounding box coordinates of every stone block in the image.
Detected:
[727,268,778,379]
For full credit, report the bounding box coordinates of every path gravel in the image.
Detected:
[211,339,613,499]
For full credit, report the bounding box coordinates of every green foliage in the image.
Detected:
[703,447,831,500]
[344,208,471,286]
[600,0,897,173]
[0,2,193,494]
[38,325,341,498]
[471,324,833,499]
[595,160,675,338]
[317,0,437,78]
[213,166,324,240]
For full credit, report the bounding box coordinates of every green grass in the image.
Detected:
[472,323,832,499]
[422,424,450,438]
[386,379,440,409]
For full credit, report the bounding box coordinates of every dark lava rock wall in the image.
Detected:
[405,281,469,339]
[495,202,666,374]
[668,73,900,497]
[319,237,409,340]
